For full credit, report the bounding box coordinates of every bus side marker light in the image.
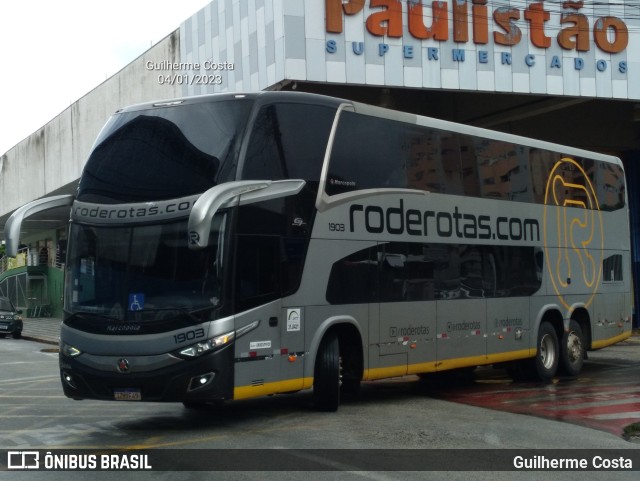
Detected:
[498,335,504,340]
[410,342,417,349]
[288,354,297,362]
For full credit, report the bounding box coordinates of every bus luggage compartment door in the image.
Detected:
[435,299,486,371]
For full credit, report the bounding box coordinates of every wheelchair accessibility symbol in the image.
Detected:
[128,293,145,311]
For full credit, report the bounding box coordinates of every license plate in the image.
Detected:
[114,388,142,401]
[0,325,7,330]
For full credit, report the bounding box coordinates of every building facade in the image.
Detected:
[179,0,640,99]
[1,0,639,322]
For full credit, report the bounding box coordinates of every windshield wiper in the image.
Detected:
[65,306,216,329]
[65,311,123,324]
[127,306,216,323]
[173,306,216,323]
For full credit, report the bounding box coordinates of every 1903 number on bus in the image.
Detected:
[174,328,205,344]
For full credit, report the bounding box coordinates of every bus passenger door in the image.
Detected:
[232,299,284,397]
[232,233,286,398]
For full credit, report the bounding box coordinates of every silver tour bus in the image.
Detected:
[4,91,632,410]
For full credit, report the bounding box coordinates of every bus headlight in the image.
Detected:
[60,342,82,358]
[175,330,235,359]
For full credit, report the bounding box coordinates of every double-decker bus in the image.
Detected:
[4,91,632,411]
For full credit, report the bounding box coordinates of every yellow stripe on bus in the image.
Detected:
[233,336,633,401]
[364,349,532,381]
[591,330,631,350]
[234,377,314,400]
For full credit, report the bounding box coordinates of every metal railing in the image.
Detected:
[0,246,29,276]
[1,246,59,317]
[0,246,62,276]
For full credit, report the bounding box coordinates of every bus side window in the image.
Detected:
[378,243,437,302]
[327,112,409,195]
[326,247,377,304]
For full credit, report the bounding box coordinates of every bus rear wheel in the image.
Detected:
[559,319,584,377]
[313,332,340,412]
[532,321,559,382]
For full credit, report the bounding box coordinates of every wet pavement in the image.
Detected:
[431,335,640,440]
[11,317,640,440]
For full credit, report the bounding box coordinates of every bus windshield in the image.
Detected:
[64,213,227,326]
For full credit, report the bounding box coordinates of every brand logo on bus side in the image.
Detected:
[71,195,199,225]
[543,157,604,310]
[348,200,540,242]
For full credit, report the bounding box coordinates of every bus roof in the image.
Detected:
[116,91,622,168]
[349,99,623,168]
[115,91,347,114]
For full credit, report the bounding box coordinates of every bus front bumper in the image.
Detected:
[59,343,235,402]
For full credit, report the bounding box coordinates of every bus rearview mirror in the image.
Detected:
[3,194,74,257]
[188,180,306,249]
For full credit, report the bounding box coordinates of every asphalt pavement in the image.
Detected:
[20,316,61,345]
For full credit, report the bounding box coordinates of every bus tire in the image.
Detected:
[313,332,340,412]
[532,321,559,382]
[559,319,584,377]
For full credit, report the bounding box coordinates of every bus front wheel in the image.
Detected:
[313,332,340,412]
[532,321,559,382]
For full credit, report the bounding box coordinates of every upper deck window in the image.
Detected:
[242,103,337,182]
[78,99,253,203]
[326,111,625,211]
